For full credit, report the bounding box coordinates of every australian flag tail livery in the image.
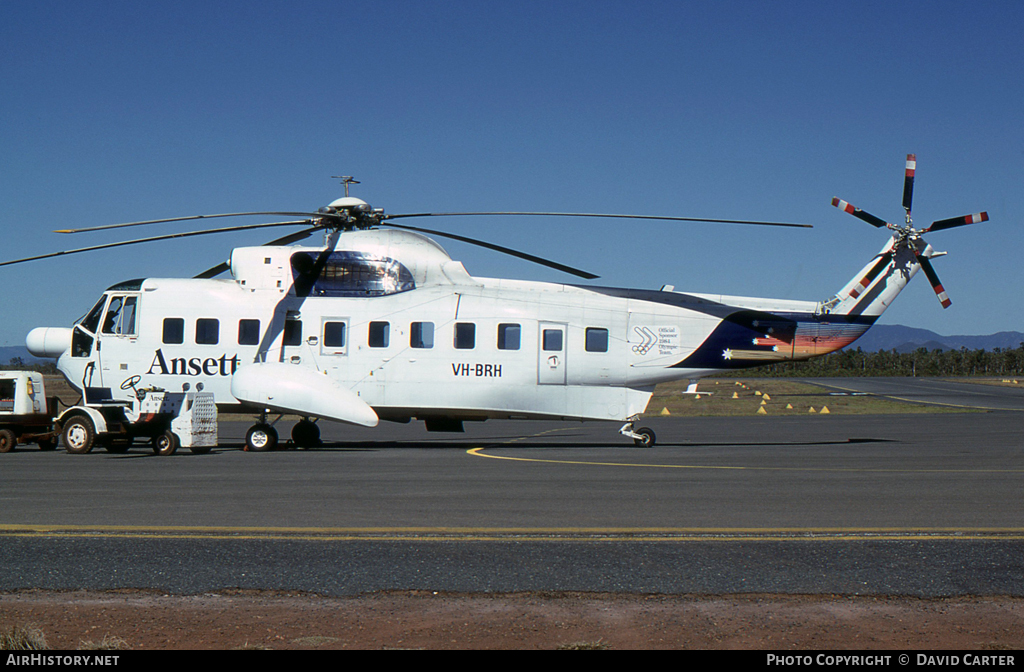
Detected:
[673,236,927,370]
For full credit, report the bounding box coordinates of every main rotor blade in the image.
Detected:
[902,154,916,214]
[383,222,599,279]
[915,252,951,308]
[385,211,813,229]
[1,220,314,268]
[193,228,318,279]
[924,212,988,233]
[55,212,331,234]
[831,198,890,228]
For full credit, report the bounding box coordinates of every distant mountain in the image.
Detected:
[0,346,46,366]
[848,325,1024,353]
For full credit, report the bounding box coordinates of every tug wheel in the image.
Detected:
[62,416,96,454]
[0,429,16,453]
[152,430,179,456]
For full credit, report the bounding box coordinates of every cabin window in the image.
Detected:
[284,320,302,346]
[585,328,609,353]
[410,322,434,349]
[291,251,415,297]
[323,321,347,348]
[454,323,476,350]
[542,328,563,352]
[368,321,390,348]
[196,318,220,345]
[498,323,521,350]
[238,319,261,346]
[162,318,184,345]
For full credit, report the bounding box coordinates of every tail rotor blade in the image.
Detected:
[902,154,916,214]
[916,252,952,308]
[925,212,988,233]
[831,198,890,228]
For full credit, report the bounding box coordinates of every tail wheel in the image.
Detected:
[633,427,657,448]
[0,429,16,453]
[245,424,278,452]
[152,430,179,456]
[62,417,96,454]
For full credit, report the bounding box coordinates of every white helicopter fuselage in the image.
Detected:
[15,158,985,448]
[30,228,922,433]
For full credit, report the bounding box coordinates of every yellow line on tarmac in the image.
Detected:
[465,446,1024,474]
[4,524,1024,542]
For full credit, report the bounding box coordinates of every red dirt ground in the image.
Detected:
[3,590,1024,650]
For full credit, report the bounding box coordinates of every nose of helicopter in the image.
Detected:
[26,327,72,358]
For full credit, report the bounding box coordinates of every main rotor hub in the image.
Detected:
[327,196,371,210]
[319,197,385,230]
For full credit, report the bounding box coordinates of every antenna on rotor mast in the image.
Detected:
[332,175,360,197]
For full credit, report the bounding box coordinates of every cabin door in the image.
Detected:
[537,322,567,385]
[317,317,349,374]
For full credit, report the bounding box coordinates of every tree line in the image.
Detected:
[745,344,1024,378]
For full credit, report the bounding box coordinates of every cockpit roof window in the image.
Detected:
[105,278,145,292]
[291,251,415,297]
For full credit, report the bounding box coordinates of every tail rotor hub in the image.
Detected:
[831,154,988,309]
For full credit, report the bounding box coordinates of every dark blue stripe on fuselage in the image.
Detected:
[672,310,877,369]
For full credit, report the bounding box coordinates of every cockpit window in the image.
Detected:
[78,296,108,334]
[101,295,138,336]
[102,297,123,334]
[291,251,415,297]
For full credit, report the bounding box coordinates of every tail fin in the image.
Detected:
[819,237,930,318]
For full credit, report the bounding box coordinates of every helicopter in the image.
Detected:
[8,158,987,451]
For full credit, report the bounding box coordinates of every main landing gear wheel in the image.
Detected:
[291,419,321,449]
[62,416,96,454]
[245,424,278,452]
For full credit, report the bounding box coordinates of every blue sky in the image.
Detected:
[2,1,1022,347]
